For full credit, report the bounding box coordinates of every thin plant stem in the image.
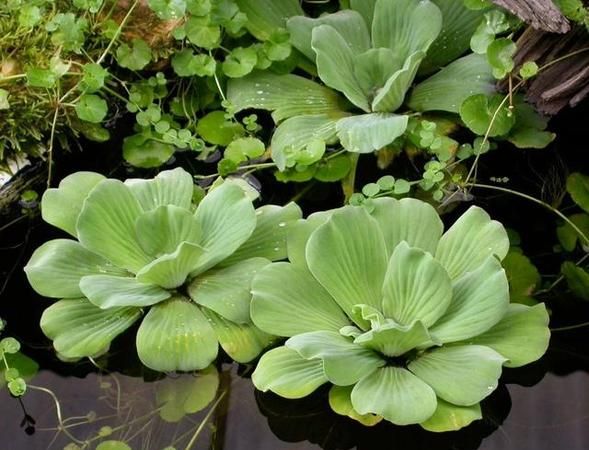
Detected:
[183,391,227,450]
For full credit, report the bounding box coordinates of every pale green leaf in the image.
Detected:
[349,0,377,28]
[286,211,333,269]
[420,399,482,432]
[435,205,509,280]
[286,331,385,385]
[369,197,443,256]
[80,275,171,308]
[408,345,506,406]
[351,366,437,425]
[96,441,131,450]
[188,257,270,324]
[252,346,328,399]
[235,0,303,41]
[251,262,350,336]
[136,296,218,371]
[468,303,550,368]
[409,53,495,113]
[353,48,403,98]
[328,385,383,426]
[77,179,152,273]
[41,298,140,359]
[354,320,434,357]
[41,172,105,237]
[124,167,194,211]
[382,242,452,327]
[335,113,408,153]
[562,262,589,301]
[430,256,509,343]
[306,206,388,322]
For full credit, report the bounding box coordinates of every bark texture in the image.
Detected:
[492,0,570,33]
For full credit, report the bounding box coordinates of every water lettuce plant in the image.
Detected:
[228,0,495,169]
[250,199,550,431]
[25,168,301,371]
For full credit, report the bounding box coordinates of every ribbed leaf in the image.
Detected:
[435,206,510,280]
[306,207,389,322]
[41,298,140,359]
[136,296,218,372]
[235,0,303,41]
[353,48,403,99]
[370,197,443,256]
[286,331,385,386]
[468,303,550,368]
[200,308,274,363]
[430,256,509,343]
[349,0,377,28]
[408,345,506,406]
[135,205,202,257]
[25,239,125,298]
[328,385,383,426]
[354,320,434,357]
[252,346,328,399]
[382,242,452,328]
[286,211,333,269]
[409,53,495,113]
[41,172,105,237]
[188,257,270,324]
[227,72,348,123]
[336,113,408,153]
[251,262,350,337]
[125,167,194,212]
[420,399,482,432]
[351,367,437,425]
[80,275,171,309]
[77,179,152,273]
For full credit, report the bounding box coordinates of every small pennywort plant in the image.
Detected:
[25,168,301,371]
[250,199,550,431]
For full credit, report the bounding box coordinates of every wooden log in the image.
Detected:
[492,0,570,33]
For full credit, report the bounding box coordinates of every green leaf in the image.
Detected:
[288,10,371,62]
[18,5,42,28]
[172,49,217,77]
[335,113,408,153]
[224,137,265,163]
[125,167,194,211]
[25,240,125,298]
[369,198,443,257]
[41,299,140,359]
[41,171,105,237]
[487,38,516,79]
[46,13,88,53]
[271,113,347,171]
[156,367,219,423]
[75,94,108,123]
[196,111,245,146]
[200,308,273,363]
[562,262,589,301]
[353,48,401,100]
[193,182,256,272]
[382,242,452,328]
[235,0,303,41]
[252,346,327,399]
[251,262,350,336]
[315,154,352,182]
[0,353,38,390]
[567,172,589,213]
[148,0,186,19]
[420,399,482,432]
[519,61,539,80]
[306,207,388,322]
[222,46,258,78]
[503,251,541,304]
[468,303,550,368]
[371,0,442,62]
[224,203,302,263]
[409,345,506,406]
[351,366,437,425]
[228,72,348,123]
[435,205,510,280]
[96,441,131,450]
[185,16,221,49]
[80,275,171,308]
[430,257,509,343]
[123,134,176,169]
[135,205,202,257]
[409,53,495,113]
[558,213,589,252]
[116,39,152,70]
[73,0,104,13]
[0,89,9,110]
[311,25,369,111]
[26,68,57,88]
[460,94,516,137]
[77,180,152,273]
[80,63,108,93]
[136,296,218,371]
[286,331,384,385]
[349,0,377,28]
[286,211,333,269]
[188,257,270,323]
[354,320,433,357]
[329,385,383,426]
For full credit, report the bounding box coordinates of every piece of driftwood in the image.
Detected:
[502,27,589,115]
[0,162,46,219]
[492,0,570,33]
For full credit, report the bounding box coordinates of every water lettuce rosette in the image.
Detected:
[250,199,550,431]
[25,168,301,371]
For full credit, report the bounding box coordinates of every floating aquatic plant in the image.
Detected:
[25,168,301,371]
[250,199,550,431]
